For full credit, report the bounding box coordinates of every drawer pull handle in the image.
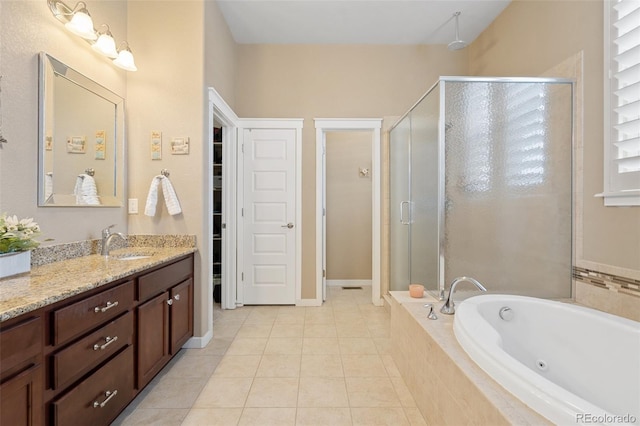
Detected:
[93,390,118,408]
[93,336,118,351]
[167,299,174,306]
[94,301,119,313]
[174,294,180,301]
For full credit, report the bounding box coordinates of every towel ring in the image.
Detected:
[161,169,170,177]
[85,168,95,176]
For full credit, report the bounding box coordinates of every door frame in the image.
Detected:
[208,88,239,311]
[314,119,383,306]
[237,119,304,305]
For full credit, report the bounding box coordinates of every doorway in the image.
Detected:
[315,119,383,305]
[209,88,239,311]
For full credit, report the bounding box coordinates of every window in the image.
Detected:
[602,0,640,206]
[458,82,548,193]
[505,83,548,188]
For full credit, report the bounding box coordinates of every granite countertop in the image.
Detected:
[0,246,196,323]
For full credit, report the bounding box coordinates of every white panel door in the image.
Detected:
[243,128,296,305]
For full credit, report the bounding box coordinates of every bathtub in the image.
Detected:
[454,295,640,426]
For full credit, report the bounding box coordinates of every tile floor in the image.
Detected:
[113,286,426,425]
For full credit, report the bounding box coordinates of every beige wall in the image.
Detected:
[235,44,468,298]
[126,1,209,337]
[326,131,372,280]
[468,0,640,273]
[0,1,128,242]
[204,0,238,110]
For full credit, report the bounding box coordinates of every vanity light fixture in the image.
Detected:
[63,1,96,40]
[113,42,137,72]
[91,24,118,58]
[47,0,137,71]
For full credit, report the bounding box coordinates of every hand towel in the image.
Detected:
[144,176,162,216]
[81,174,100,205]
[73,175,84,204]
[161,176,182,215]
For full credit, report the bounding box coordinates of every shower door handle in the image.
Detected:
[400,201,410,225]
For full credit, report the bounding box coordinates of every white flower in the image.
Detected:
[0,213,42,253]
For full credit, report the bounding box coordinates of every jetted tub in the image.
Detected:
[454,295,640,426]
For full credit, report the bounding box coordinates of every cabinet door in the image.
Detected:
[170,278,193,354]
[0,364,43,426]
[136,293,169,389]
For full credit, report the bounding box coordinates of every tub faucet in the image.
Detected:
[440,276,487,315]
[101,224,126,256]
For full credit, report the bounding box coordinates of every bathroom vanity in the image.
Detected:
[0,248,195,425]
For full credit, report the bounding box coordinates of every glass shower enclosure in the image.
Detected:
[389,77,574,299]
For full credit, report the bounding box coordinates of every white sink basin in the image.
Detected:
[111,252,154,261]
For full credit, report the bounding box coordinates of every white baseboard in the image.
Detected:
[327,279,372,287]
[296,298,323,307]
[183,329,213,349]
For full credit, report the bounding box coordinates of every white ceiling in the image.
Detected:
[217,0,512,45]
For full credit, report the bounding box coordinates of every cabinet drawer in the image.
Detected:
[53,281,134,346]
[52,345,133,426]
[138,256,193,302]
[0,316,42,376]
[52,311,133,390]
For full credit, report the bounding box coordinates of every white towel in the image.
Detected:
[161,176,182,215]
[144,176,162,216]
[74,176,84,204]
[144,175,182,216]
[74,174,100,205]
[82,175,100,205]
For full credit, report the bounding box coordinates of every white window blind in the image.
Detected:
[505,83,547,188]
[602,0,640,206]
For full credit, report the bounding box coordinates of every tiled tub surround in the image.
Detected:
[389,291,549,426]
[574,267,640,322]
[0,244,196,322]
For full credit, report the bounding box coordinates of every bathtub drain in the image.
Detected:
[499,306,514,321]
[536,359,548,372]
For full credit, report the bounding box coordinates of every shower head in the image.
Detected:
[448,12,468,51]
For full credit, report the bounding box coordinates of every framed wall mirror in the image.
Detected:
[38,52,125,207]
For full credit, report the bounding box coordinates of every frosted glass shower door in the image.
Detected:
[409,88,440,294]
[389,115,411,291]
[443,80,573,298]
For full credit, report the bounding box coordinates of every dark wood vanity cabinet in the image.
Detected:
[0,316,44,426]
[0,253,194,426]
[137,257,194,389]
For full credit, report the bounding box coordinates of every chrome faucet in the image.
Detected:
[440,276,487,315]
[101,225,126,256]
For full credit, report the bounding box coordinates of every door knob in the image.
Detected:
[281,223,294,229]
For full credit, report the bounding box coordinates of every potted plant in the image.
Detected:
[0,213,41,279]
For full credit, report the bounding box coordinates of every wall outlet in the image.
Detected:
[128,198,138,214]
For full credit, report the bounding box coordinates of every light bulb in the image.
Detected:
[113,46,137,72]
[64,4,96,40]
[92,32,118,58]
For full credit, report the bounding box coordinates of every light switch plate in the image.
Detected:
[128,198,138,214]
